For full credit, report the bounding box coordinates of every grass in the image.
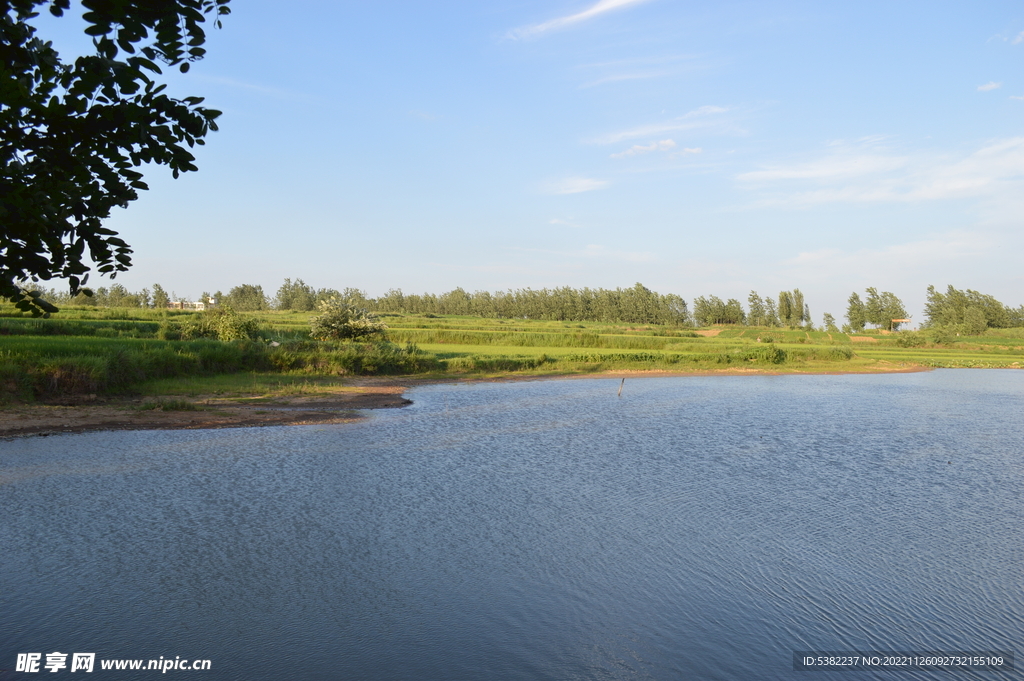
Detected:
[137,373,379,398]
[3,302,1023,403]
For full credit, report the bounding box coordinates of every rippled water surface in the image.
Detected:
[2,370,1022,680]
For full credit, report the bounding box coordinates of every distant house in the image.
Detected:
[167,298,217,311]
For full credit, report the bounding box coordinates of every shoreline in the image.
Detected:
[0,364,937,440]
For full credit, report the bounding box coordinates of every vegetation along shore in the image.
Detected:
[2,282,1022,437]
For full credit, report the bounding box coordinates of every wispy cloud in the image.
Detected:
[1010,94,1024,101]
[194,74,295,98]
[507,0,655,40]
[737,154,908,182]
[580,71,671,88]
[670,147,703,158]
[549,218,583,229]
[611,139,675,158]
[576,54,707,88]
[1013,30,1024,44]
[737,137,1024,207]
[542,177,609,194]
[977,81,1002,92]
[591,105,729,145]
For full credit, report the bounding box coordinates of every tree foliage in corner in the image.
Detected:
[1,0,230,315]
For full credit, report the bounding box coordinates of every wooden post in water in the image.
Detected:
[618,378,625,398]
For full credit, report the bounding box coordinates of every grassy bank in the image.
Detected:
[2,305,1022,402]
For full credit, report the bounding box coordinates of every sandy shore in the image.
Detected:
[0,364,932,439]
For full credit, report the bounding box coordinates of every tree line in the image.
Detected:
[922,285,1024,334]
[11,279,1024,332]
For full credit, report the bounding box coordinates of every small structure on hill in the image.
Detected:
[167,297,217,311]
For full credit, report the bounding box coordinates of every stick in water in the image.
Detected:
[618,378,624,398]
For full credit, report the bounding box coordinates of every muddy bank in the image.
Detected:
[0,364,933,439]
[0,385,413,439]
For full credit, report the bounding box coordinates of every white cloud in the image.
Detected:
[737,137,1024,207]
[610,139,676,158]
[543,177,609,194]
[591,105,729,145]
[1011,94,1024,101]
[1013,30,1024,44]
[977,81,1002,92]
[507,0,655,40]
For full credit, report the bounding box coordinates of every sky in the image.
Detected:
[32,0,1024,323]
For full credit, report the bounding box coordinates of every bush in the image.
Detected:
[894,331,927,348]
[744,345,788,364]
[264,340,437,375]
[178,308,263,341]
[309,298,387,341]
[823,345,854,360]
[929,327,956,345]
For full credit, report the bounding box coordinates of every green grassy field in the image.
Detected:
[2,305,1022,402]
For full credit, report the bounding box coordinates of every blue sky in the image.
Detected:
[36,0,1024,322]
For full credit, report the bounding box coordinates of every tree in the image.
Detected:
[822,312,838,333]
[863,287,883,327]
[763,296,779,327]
[1,0,230,316]
[151,283,169,309]
[924,285,1012,330]
[223,284,267,311]
[846,292,866,331]
[962,307,987,336]
[792,288,805,325]
[878,292,908,330]
[747,291,766,327]
[778,291,795,327]
[275,278,316,311]
[724,298,746,325]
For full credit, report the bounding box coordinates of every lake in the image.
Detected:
[1,370,1021,680]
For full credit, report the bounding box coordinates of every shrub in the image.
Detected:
[178,308,263,341]
[894,332,927,348]
[823,345,854,360]
[744,345,788,364]
[929,327,956,345]
[309,298,387,341]
[156,321,181,340]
